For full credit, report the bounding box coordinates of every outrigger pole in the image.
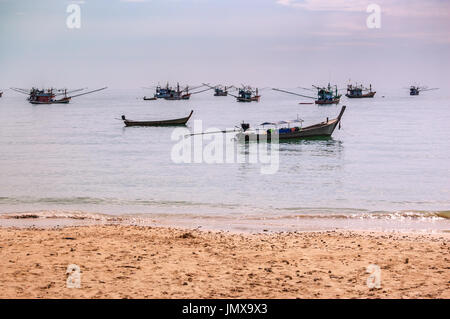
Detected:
[189,86,215,95]
[55,87,87,96]
[10,87,30,94]
[68,87,108,98]
[272,88,315,99]
[421,87,439,92]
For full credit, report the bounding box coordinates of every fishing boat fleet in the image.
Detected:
[3,81,440,142]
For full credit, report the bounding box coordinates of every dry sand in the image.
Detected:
[0,225,448,298]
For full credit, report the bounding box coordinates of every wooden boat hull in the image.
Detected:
[315,98,340,105]
[143,96,157,101]
[214,92,228,96]
[237,95,260,102]
[29,97,71,104]
[237,106,346,141]
[164,94,191,100]
[122,110,193,127]
[345,92,376,98]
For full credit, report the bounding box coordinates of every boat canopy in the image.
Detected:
[260,119,304,126]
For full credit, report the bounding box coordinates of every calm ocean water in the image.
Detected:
[0,88,449,232]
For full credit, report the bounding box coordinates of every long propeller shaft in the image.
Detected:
[185,129,239,137]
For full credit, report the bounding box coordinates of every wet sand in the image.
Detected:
[0,225,448,298]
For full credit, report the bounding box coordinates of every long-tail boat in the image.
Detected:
[10,87,107,104]
[409,85,439,96]
[345,83,376,98]
[236,106,346,141]
[121,110,193,127]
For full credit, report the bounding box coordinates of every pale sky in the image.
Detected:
[1,0,449,90]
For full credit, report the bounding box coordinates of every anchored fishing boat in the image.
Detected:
[408,85,438,96]
[142,83,189,100]
[11,87,107,104]
[214,87,228,96]
[229,86,260,102]
[273,83,341,105]
[154,83,172,99]
[163,83,191,100]
[202,83,230,96]
[236,106,346,141]
[314,84,341,104]
[144,83,211,100]
[121,110,193,127]
[345,83,375,98]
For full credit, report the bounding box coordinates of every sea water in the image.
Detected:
[0,88,449,232]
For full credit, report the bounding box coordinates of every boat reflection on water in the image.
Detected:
[237,136,343,156]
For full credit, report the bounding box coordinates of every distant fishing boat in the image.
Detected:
[237,106,346,141]
[142,83,190,100]
[10,87,107,104]
[273,83,341,105]
[408,85,439,96]
[345,83,376,98]
[314,84,341,104]
[229,85,260,102]
[202,83,230,96]
[164,83,191,100]
[144,83,212,100]
[214,87,228,96]
[0,91,3,97]
[121,110,193,127]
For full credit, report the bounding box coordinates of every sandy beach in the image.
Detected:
[0,225,448,299]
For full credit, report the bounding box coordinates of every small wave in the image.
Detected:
[1,209,448,222]
[0,211,123,222]
[254,210,449,221]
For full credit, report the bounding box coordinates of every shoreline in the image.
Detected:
[0,224,448,298]
[1,210,449,234]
